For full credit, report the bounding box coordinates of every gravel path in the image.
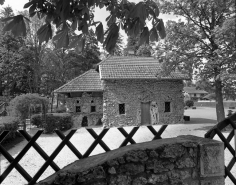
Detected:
[0,107,235,185]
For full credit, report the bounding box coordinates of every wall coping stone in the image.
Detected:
[37,135,224,185]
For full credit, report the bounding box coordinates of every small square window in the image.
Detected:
[91,100,94,103]
[164,102,171,112]
[119,103,125,114]
[76,106,81,112]
[91,106,96,112]
[77,100,80,104]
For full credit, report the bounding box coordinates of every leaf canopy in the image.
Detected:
[1,0,166,53]
[2,15,29,37]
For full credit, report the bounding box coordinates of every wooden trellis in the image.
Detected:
[0,125,167,185]
[205,113,236,185]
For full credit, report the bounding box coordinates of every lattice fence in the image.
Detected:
[205,113,236,185]
[0,125,167,185]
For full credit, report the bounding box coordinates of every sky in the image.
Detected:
[2,0,179,46]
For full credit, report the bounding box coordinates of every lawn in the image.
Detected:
[0,107,234,185]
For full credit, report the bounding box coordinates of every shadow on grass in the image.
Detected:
[1,135,25,151]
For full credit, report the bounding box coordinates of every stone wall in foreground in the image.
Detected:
[37,135,224,185]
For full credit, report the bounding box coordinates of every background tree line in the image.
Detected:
[0,6,101,97]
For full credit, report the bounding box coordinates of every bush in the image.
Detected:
[31,114,43,128]
[191,97,199,102]
[185,100,194,107]
[0,116,20,144]
[31,113,73,133]
[7,93,49,124]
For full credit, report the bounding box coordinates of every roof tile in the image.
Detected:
[54,69,102,93]
[100,56,189,80]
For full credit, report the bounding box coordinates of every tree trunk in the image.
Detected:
[215,79,225,122]
[0,77,3,96]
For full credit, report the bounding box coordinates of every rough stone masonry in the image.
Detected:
[36,135,224,185]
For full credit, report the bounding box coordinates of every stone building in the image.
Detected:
[54,56,189,127]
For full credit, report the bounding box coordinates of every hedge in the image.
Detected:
[185,100,194,107]
[31,113,73,133]
[0,116,20,144]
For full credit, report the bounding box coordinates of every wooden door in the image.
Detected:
[141,102,151,125]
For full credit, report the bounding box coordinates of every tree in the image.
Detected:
[0,0,165,53]
[0,7,49,95]
[40,29,101,95]
[124,35,153,56]
[103,32,124,56]
[156,0,235,122]
[195,78,215,94]
[112,34,124,56]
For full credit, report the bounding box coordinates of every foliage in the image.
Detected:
[0,0,165,53]
[184,92,190,102]
[195,79,215,94]
[7,93,49,123]
[0,116,19,143]
[136,44,152,57]
[31,113,73,133]
[55,106,67,113]
[0,8,41,96]
[191,97,199,102]
[0,7,101,96]
[156,0,235,122]
[112,34,124,56]
[40,31,101,95]
[30,114,42,128]
[203,93,216,100]
[185,100,194,107]
[103,33,124,56]
[124,35,153,56]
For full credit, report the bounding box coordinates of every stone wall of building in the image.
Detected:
[102,79,184,127]
[36,135,224,185]
[65,92,103,127]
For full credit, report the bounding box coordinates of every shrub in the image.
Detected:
[191,97,199,102]
[31,114,44,128]
[185,100,194,107]
[7,93,49,125]
[31,113,73,133]
[0,116,20,144]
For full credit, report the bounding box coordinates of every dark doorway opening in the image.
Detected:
[81,116,88,127]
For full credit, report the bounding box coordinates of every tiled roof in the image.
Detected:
[98,56,159,65]
[183,87,208,94]
[54,69,102,93]
[99,56,189,80]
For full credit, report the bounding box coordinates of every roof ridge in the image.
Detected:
[54,69,96,92]
[97,55,113,65]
